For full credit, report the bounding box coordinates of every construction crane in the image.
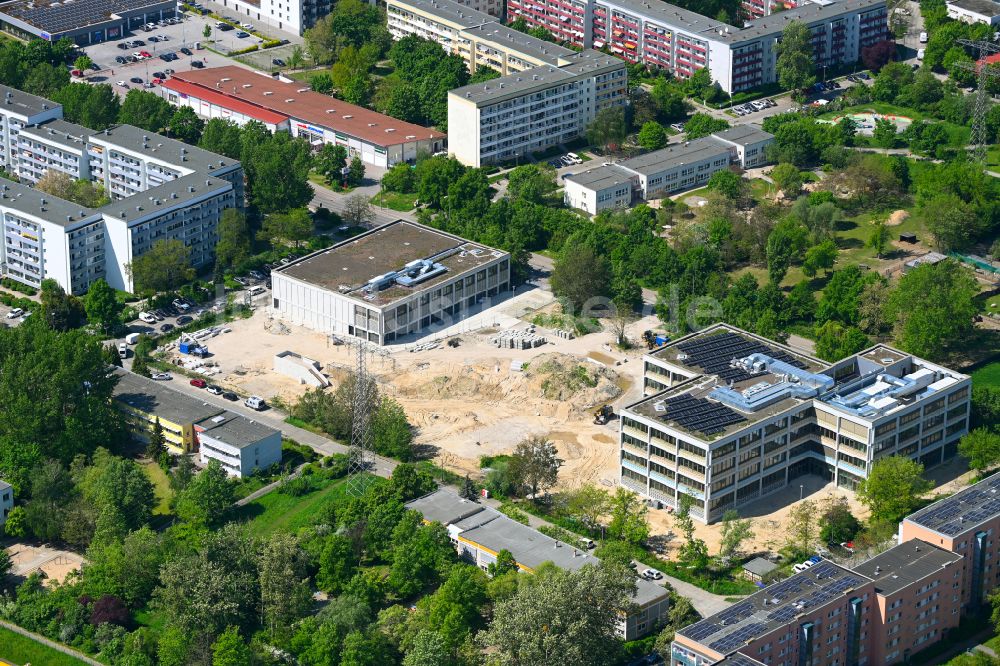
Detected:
[346,337,377,496]
[953,38,1000,164]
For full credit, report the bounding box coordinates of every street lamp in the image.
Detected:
[799,484,804,500]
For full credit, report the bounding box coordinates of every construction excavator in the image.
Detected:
[593,404,614,425]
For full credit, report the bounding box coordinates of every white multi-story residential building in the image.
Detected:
[505,0,889,92]
[564,125,773,214]
[0,479,12,527]
[195,412,283,478]
[0,84,242,295]
[386,0,576,75]
[448,49,627,166]
[946,0,1000,24]
[620,324,970,524]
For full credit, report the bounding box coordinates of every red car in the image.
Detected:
[190,378,207,388]
[139,50,152,58]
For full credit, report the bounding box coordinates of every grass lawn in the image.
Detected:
[818,102,970,147]
[141,461,173,516]
[0,626,90,666]
[233,475,365,537]
[371,191,418,212]
[309,171,353,193]
[972,361,1000,388]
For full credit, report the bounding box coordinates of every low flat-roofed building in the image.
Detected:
[622,323,969,523]
[271,220,510,345]
[903,251,948,272]
[673,561,875,666]
[163,66,446,168]
[710,125,774,169]
[406,489,671,640]
[741,557,778,583]
[852,539,962,665]
[947,0,1000,23]
[195,411,282,478]
[563,164,637,214]
[618,137,734,199]
[0,0,176,44]
[112,368,225,453]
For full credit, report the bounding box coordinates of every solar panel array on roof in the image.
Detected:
[910,474,1000,535]
[676,331,809,382]
[710,622,770,652]
[0,0,158,32]
[684,621,723,641]
[659,393,746,435]
[723,654,765,666]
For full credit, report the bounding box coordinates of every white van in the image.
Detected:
[245,395,266,410]
[919,31,928,43]
[917,48,925,60]
[118,342,128,359]
[247,285,266,297]
[125,332,141,345]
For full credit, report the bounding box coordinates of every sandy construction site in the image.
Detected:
[162,297,657,492]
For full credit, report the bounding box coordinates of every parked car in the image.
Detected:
[641,569,664,581]
[222,391,239,401]
[840,541,855,553]
[151,372,172,380]
[159,323,174,332]
[206,385,224,395]
[149,36,160,42]
[172,299,190,311]
[153,71,166,80]
[139,50,152,58]
[118,342,128,359]
[115,56,127,64]
[180,47,193,55]
[793,563,810,573]
[670,123,685,132]
[566,152,582,164]
[190,378,208,388]
[580,538,596,549]
[118,42,129,50]
[191,60,205,68]
[245,395,266,410]
[807,555,822,564]
[235,31,249,38]
[248,270,265,280]
[138,311,157,323]
[7,308,23,318]
[176,314,193,325]
[272,58,286,67]
[116,80,128,87]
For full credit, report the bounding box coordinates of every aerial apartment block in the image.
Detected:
[0,85,242,296]
[406,488,671,640]
[386,0,577,75]
[506,0,888,92]
[564,124,773,214]
[448,49,627,166]
[619,324,970,524]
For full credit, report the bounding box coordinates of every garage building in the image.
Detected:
[271,220,510,345]
[0,0,176,44]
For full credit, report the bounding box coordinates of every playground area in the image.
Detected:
[822,109,913,136]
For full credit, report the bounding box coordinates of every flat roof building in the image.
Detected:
[195,411,283,478]
[0,0,176,44]
[163,66,446,168]
[448,49,627,166]
[271,220,510,345]
[564,127,773,214]
[947,0,1000,23]
[406,489,671,640]
[621,324,970,523]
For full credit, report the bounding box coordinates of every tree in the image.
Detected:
[649,77,689,121]
[243,131,314,213]
[215,209,252,273]
[770,162,803,197]
[607,487,649,545]
[682,113,729,139]
[786,499,817,559]
[460,475,478,501]
[706,169,746,201]
[717,510,754,562]
[674,495,709,568]
[146,418,167,461]
[404,630,451,666]
[487,549,518,577]
[288,45,306,70]
[506,164,557,205]
[638,121,668,151]
[77,449,157,545]
[318,534,357,594]
[381,163,417,194]
[118,89,173,132]
[766,217,808,285]
[348,155,366,187]
[959,429,1000,475]
[212,626,252,666]
[507,436,563,500]
[127,239,195,294]
[861,40,897,72]
[84,278,124,334]
[776,21,816,92]
[35,169,109,207]
[74,55,93,71]
[372,397,414,460]
[260,208,312,248]
[203,24,212,39]
[886,260,978,359]
[858,456,932,525]
[867,217,890,258]
[566,483,611,532]
[174,459,235,527]
[551,243,611,312]
[343,193,375,227]
[84,526,165,608]
[872,117,897,150]
[39,278,86,331]
[199,119,244,160]
[23,62,69,98]
[920,194,981,252]
[479,563,636,666]
[586,106,627,152]
[259,533,312,640]
[53,83,120,130]
[168,107,205,145]
[814,321,869,362]
[802,239,838,278]
[315,143,348,183]
[818,496,862,545]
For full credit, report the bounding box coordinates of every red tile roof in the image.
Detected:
[160,78,290,126]
[170,66,446,147]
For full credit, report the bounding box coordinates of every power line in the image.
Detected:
[954,38,1000,164]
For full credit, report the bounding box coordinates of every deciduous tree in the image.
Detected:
[959,428,1000,475]
[887,260,978,359]
[507,436,563,500]
[858,456,932,524]
[638,121,668,150]
[776,21,816,92]
[607,487,649,545]
[127,239,195,294]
